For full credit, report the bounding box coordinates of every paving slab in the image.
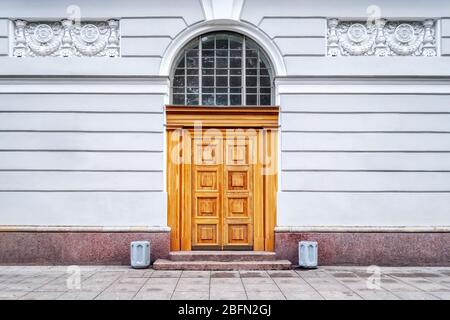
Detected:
[283,291,324,300]
[172,291,209,300]
[2,265,449,300]
[246,291,286,300]
[210,290,247,300]
[20,291,65,300]
[181,271,211,278]
[57,291,101,300]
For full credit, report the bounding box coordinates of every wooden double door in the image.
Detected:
[166,106,279,252]
[191,130,259,249]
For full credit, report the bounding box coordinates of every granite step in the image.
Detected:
[168,251,277,262]
[152,259,292,271]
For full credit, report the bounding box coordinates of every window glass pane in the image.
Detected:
[260,68,270,76]
[187,87,199,94]
[177,57,185,68]
[230,76,241,87]
[246,95,257,105]
[230,58,241,68]
[246,49,257,57]
[186,57,198,68]
[216,76,228,87]
[246,76,257,87]
[187,94,199,105]
[230,39,242,50]
[202,69,214,75]
[203,87,214,93]
[216,87,228,94]
[216,37,228,49]
[202,57,214,68]
[216,50,228,57]
[230,95,242,105]
[246,58,258,68]
[260,77,271,87]
[202,76,214,87]
[216,69,227,75]
[216,95,228,105]
[260,87,271,94]
[172,87,184,93]
[202,94,215,105]
[202,36,215,49]
[174,76,185,87]
[173,94,185,105]
[260,95,271,105]
[187,76,199,87]
[230,50,242,57]
[260,59,268,69]
[172,32,272,106]
[216,58,228,68]
[202,49,214,56]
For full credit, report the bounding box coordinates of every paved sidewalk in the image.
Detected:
[1,266,450,300]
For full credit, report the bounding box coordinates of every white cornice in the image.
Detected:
[0,225,171,233]
[275,226,450,233]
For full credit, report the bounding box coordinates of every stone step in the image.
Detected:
[168,251,277,262]
[153,259,292,271]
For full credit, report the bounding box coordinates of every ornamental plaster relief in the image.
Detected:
[327,19,437,57]
[12,19,120,57]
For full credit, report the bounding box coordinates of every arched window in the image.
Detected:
[172,32,273,106]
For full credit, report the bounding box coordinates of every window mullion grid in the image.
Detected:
[257,49,260,106]
[242,36,246,106]
[184,50,187,105]
[214,36,217,106]
[199,37,202,106]
[227,37,230,106]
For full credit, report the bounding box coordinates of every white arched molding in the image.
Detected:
[159,20,287,77]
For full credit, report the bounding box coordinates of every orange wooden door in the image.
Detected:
[223,131,257,249]
[191,130,257,250]
[191,132,223,249]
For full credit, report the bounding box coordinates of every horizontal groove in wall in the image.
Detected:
[0,169,163,173]
[0,225,171,233]
[0,150,163,153]
[282,169,450,173]
[121,35,174,39]
[0,92,165,95]
[281,131,450,134]
[0,111,163,114]
[280,92,450,96]
[0,130,163,133]
[281,111,450,114]
[273,35,325,39]
[121,55,163,58]
[283,54,325,57]
[0,226,171,233]
[281,150,450,153]
[0,190,164,193]
[274,226,450,233]
[281,190,450,193]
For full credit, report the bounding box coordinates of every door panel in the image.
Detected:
[191,130,256,249]
[223,133,255,248]
[191,135,223,248]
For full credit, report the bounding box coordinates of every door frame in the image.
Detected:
[166,106,279,251]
